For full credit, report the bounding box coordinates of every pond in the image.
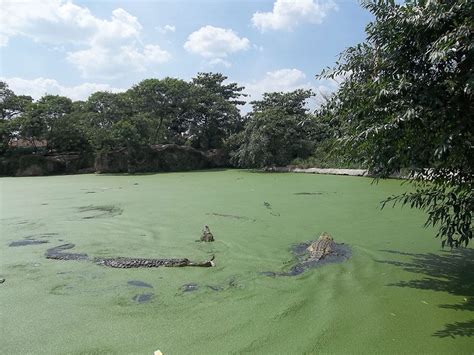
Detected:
[0,170,472,354]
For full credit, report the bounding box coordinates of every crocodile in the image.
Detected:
[45,243,215,268]
[262,232,350,277]
[305,233,335,261]
[96,256,215,268]
[200,225,215,242]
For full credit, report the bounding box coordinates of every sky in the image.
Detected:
[0,0,372,109]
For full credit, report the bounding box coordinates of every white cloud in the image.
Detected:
[245,69,313,105]
[157,25,176,34]
[208,58,232,68]
[1,77,125,101]
[184,25,249,64]
[242,68,341,112]
[68,44,171,79]
[0,1,141,46]
[0,0,171,79]
[252,0,337,32]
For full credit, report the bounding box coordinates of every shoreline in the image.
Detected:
[263,166,369,177]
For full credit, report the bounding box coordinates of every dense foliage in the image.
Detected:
[0,74,323,168]
[0,73,248,156]
[231,90,323,167]
[319,0,473,247]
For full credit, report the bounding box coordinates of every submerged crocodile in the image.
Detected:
[46,243,215,268]
[262,233,350,277]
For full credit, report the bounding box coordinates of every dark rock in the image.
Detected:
[0,152,94,177]
[95,144,229,174]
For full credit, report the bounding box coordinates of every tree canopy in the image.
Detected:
[231,89,320,167]
[319,0,473,247]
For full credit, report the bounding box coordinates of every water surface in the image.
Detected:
[0,170,472,354]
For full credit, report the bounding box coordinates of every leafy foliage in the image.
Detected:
[232,90,319,167]
[319,0,473,247]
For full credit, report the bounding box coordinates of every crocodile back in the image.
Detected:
[306,233,335,261]
[98,257,190,268]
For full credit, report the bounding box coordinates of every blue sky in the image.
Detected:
[0,0,372,106]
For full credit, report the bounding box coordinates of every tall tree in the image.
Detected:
[83,91,133,150]
[319,0,473,247]
[0,81,32,152]
[232,89,316,167]
[129,78,193,144]
[188,73,245,150]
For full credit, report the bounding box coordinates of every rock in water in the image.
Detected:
[200,225,215,242]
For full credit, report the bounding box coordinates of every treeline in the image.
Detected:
[0,73,348,168]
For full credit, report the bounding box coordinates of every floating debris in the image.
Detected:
[182,283,199,292]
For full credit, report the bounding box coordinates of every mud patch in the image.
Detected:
[46,243,89,261]
[181,283,199,292]
[128,280,153,288]
[77,205,123,219]
[132,293,154,303]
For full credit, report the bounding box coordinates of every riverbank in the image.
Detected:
[264,166,369,176]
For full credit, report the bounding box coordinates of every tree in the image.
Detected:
[0,81,32,152]
[83,91,133,150]
[319,0,473,247]
[187,73,246,150]
[232,90,317,167]
[192,72,246,105]
[129,78,193,144]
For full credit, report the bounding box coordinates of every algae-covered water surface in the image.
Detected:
[1,170,472,354]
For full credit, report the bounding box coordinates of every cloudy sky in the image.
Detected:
[0,0,371,107]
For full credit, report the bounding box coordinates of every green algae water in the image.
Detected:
[1,170,472,354]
